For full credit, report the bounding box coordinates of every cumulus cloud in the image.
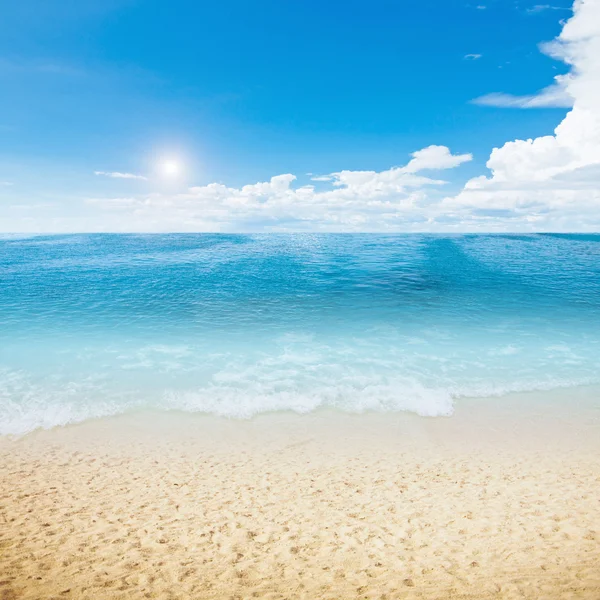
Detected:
[401,145,472,173]
[81,146,472,232]
[94,171,147,180]
[447,0,600,230]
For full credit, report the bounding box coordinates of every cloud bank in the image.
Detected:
[85,145,473,232]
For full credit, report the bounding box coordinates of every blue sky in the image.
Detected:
[3,0,598,232]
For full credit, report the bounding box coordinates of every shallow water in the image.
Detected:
[1,233,600,435]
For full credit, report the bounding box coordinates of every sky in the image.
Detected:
[1,0,598,232]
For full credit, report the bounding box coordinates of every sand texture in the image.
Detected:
[1,398,600,599]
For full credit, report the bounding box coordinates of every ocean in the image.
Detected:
[1,233,599,435]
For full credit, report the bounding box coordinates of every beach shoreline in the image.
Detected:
[1,393,600,599]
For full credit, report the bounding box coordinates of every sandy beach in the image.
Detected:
[1,391,600,600]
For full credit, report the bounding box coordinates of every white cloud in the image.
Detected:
[472,11,583,110]
[447,0,600,230]
[472,77,574,108]
[94,171,147,180]
[400,145,472,173]
[526,4,572,13]
[77,146,472,232]
[464,53,482,60]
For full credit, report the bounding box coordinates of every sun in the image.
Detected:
[161,160,181,177]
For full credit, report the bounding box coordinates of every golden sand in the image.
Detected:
[1,394,599,599]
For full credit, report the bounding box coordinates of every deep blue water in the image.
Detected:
[1,233,600,434]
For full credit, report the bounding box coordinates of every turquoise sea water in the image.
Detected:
[1,233,599,435]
